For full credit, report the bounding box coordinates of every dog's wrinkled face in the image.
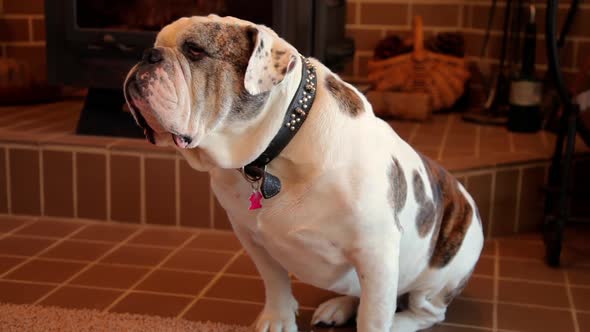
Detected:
[123,15,298,149]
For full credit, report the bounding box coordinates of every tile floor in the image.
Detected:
[1,216,590,332]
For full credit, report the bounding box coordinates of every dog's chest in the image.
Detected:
[210,168,358,291]
[256,222,354,287]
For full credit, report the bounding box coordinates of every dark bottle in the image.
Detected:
[507,4,542,132]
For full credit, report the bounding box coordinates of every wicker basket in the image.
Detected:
[368,16,470,111]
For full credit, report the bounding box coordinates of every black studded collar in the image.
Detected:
[240,56,317,202]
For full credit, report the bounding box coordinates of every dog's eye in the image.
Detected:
[184,42,205,60]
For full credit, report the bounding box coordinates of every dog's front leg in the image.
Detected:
[233,225,298,332]
[349,228,400,332]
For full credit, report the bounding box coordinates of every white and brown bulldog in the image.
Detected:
[123,15,484,332]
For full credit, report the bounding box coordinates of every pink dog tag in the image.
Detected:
[249,191,263,210]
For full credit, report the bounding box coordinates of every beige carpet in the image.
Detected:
[0,303,250,332]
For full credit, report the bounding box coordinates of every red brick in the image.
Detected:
[0,18,30,42]
[463,32,483,57]
[486,35,504,60]
[346,28,382,52]
[358,54,371,78]
[471,4,505,30]
[360,3,408,26]
[5,45,47,82]
[384,29,411,41]
[413,4,460,27]
[462,5,471,28]
[577,41,590,68]
[32,19,45,41]
[536,39,575,68]
[3,0,45,14]
[346,2,356,25]
[568,8,590,37]
[534,7,568,35]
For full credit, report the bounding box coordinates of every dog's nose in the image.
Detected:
[142,48,163,64]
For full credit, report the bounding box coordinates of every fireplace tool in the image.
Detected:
[542,0,586,267]
[462,0,518,125]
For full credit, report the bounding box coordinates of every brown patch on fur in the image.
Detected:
[179,22,268,121]
[324,74,364,117]
[419,154,473,268]
[412,171,436,237]
[184,23,254,67]
[388,157,407,231]
[444,269,474,305]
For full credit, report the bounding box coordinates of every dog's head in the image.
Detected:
[123,15,299,149]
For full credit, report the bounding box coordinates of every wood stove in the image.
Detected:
[46,0,354,137]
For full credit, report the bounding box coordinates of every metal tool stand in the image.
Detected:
[543,0,582,267]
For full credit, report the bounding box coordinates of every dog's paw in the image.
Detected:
[255,310,298,332]
[312,296,359,326]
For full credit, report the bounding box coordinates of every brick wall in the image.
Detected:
[0,0,46,81]
[2,0,589,84]
[344,0,590,82]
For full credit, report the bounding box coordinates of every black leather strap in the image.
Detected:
[243,56,317,180]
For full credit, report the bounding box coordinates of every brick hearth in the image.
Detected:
[0,100,588,238]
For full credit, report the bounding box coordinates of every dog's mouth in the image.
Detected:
[125,79,193,149]
[131,103,192,149]
[127,97,157,145]
[171,134,192,148]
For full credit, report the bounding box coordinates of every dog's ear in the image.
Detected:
[244,25,298,95]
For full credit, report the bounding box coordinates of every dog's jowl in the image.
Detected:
[124,14,484,332]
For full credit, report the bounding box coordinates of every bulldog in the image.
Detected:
[123,15,484,332]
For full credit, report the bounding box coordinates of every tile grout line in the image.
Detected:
[496,300,574,312]
[407,123,421,144]
[437,322,494,332]
[0,234,236,254]
[407,2,412,30]
[27,17,34,42]
[72,152,78,218]
[512,168,523,233]
[352,54,359,78]
[355,0,360,25]
[32,227,144,305]
[493,239,499,332]
[487,170,496,237]
[0,218,37,240]
[38,144,108,156]
[176,248,245,318]
[4,147,11,214]
[475,125,481,158]
[565,271,581,332]
[1,278,196,300]
[0,223,91,280]
[175,157,181,227]
[572,41,580,70]
[38,148,45,217]
[102,231,200,312]
[140,155,146,224]
[0,253,242,277]
[199,295,316,312]
[106,151,112,222]
[209,189,215,229]
[436,115,453,161]
[457,3,463,29]
[540,131,549,151]
[0,216,232,234]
